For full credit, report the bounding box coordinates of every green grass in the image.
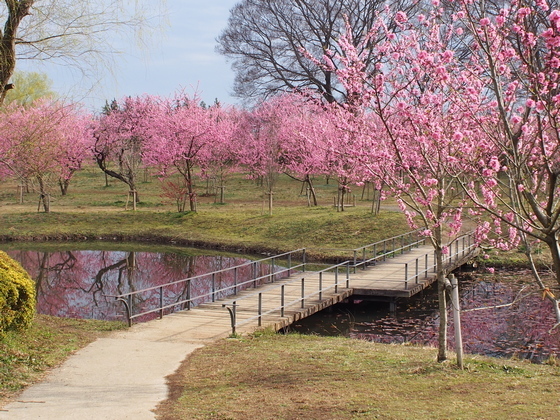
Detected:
[156,332,560,420]
[0,167,409,261]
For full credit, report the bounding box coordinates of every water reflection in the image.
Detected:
[289,272,560,362]
[7,249,269,322]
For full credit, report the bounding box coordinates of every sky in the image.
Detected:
[18,0,240,112]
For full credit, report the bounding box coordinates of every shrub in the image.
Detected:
[0,251,36,335]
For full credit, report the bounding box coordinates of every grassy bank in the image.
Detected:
[0,315,126,406]
[0,168,409,260]
[156,332,560,420]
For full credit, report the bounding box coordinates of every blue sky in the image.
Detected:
[19,0,240,112]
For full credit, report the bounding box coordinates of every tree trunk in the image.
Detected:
[305,174,318,206]
[36,176,50,213]
[186,162,197,212]
[0,1,33,105]
[267,190,273,216]
[59,178,70,196]
[435,246,448,362]
[544,234,560,288]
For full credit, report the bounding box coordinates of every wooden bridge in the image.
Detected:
[113,231,478,338]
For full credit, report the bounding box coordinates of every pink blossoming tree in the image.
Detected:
[0,100,91,212]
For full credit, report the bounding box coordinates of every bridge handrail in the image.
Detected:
[352,229,425,271]
[222,261,352,334]
[378,232,477,290]
[125,262,307,323]
[109,248,306,326]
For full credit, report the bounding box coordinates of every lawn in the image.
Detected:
[156,332,560,420]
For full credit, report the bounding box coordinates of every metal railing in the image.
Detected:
[110,230,478,332]
[400,232,476,289]
[110,248,306,326]
[352,229,425,271]
[222,261,351,334]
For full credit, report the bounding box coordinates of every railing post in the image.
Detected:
[404,263,408,289]
[346,262,350,288]
[234,267,238,295]
[187,279,191,310]
[116,296,132,327]
[319,272,323,301]
[159,286,164,319]
[258,293,262,326]
[301,278,305,308]
[271,258,275,283]
[288,253,292,277]
[383,240,387,260]
[128,294,133,320]
[362,247,366,268]
[223,302,237,335]
[415,258,419,283]
[253,262,257,288]
[335,267,339,293]
[212,273,216,302]
[425,253,428,279]
[401,235,405,254]
[281,285,285,317]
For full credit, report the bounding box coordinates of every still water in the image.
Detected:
[5,245,271,322]
[5,245,560,362]
[288,270,560,362]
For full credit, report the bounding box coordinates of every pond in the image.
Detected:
[288,270,560,363]
[3,243,275,322]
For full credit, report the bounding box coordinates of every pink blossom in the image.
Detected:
[517,8,531,21]
[480,17,491,26]
[537,0,549,11]
[395,11,408,24]
[550,10,560,29]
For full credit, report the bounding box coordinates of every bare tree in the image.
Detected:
[0,0,162,105]
[217,0,420,104]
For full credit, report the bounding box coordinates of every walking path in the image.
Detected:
[0,310,233,419]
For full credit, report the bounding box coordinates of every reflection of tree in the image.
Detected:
[7,249,269,321]
[349,273,559,362]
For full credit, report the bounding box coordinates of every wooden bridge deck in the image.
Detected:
[180,243,477,336]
